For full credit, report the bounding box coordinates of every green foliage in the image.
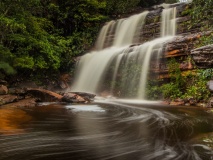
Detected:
[146,58,212,101]
[0,61,15,75]
[182,69,211,101]
[200,68,213,79]
[138,0,162,7]
[157,59,184,100]
[190,0,213,46]
[0,44,15,76]
[197,34,213,47]
[105,0,140,14]
[191,0,213,27]
[168,58,184,87]
[164,0,178,4]
[146,80,163,100]
[0,0,110,78]
[161,82,182,100]
[0,0,167,79]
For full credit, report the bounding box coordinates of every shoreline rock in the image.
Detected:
[0,86,96,109]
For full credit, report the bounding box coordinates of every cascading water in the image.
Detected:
[72,5,177,99]
[161,7,177,36]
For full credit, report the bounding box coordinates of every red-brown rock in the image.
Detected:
[0,85,8,95]
[0,95,18,106]
[61,92,95,103]
[26,88,63,102]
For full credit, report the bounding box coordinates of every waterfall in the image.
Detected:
[161,7,177,37]
[72,5,177,99]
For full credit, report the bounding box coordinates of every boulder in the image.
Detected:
[62,92,95,103]
[62,93,84,103]
[71,92,96,100]
[0,85,8,95]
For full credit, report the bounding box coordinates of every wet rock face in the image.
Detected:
[150,31,213,78]
[191,45,213,68]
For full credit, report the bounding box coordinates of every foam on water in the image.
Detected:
[66,105,105,112]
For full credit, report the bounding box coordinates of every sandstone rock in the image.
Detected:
[191,44,213,68]
[8,88,26,95]
[26,88,63,102]
[1,98,36,108]
[71,92,96,101]
[185,103,190,106]
[62,92,95,103]
[59,74,71,89]
[196,103,207,108]
[161,101,170,105]
[61,93,78,103]
[170,101,185,106]
[0,95,18,106]
[0,85,8,95]
[189,98,197,106]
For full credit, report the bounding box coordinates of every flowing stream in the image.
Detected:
[0,101,212,160]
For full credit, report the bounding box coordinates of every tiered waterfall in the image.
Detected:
[72,4,177,99]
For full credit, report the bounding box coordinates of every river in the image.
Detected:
[0,100,212,160]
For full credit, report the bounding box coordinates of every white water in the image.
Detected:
[113,11,149,47]
[72,47,126,93]
[95,21,116,50]
[161,7,177,37]
[72,4,177,99]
